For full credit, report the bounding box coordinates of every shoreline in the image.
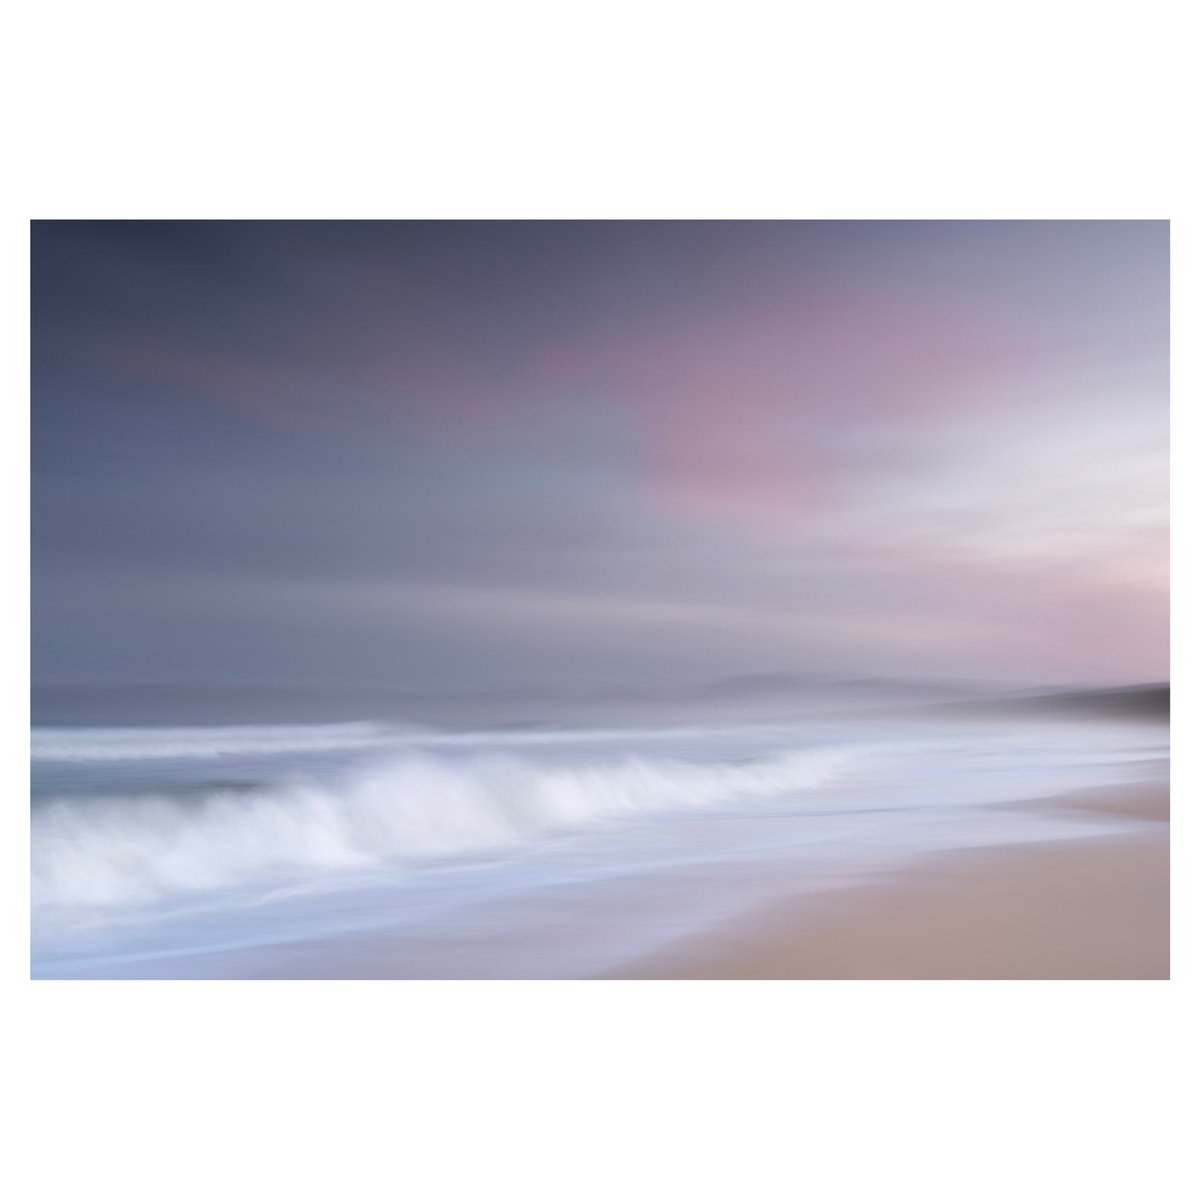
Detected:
[602,780,1169,980]
[36,778,1169,980]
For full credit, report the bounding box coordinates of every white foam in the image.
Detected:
[30,722,399,762]
[31,742,868,908]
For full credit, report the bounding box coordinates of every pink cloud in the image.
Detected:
[522,292,1047,523]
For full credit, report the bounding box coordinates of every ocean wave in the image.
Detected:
[30,722,401,763]
[29,719,803,762]
[30,742,867,908]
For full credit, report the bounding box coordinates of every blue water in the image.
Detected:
[30,715,1166,978]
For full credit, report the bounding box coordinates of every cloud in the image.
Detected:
[32,221,1169,686]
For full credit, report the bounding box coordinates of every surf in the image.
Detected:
[31,739,870,909]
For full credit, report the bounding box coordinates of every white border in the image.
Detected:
[5,4,1188,1200]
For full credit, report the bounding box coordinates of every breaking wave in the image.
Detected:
[31,742,868,909]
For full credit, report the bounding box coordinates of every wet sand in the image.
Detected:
[605,781,1169,980]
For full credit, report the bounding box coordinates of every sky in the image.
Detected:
[31,220,1169,691]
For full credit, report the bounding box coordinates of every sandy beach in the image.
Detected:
[607,780,1169,980]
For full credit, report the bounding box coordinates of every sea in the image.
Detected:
[30,709,1168,978]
